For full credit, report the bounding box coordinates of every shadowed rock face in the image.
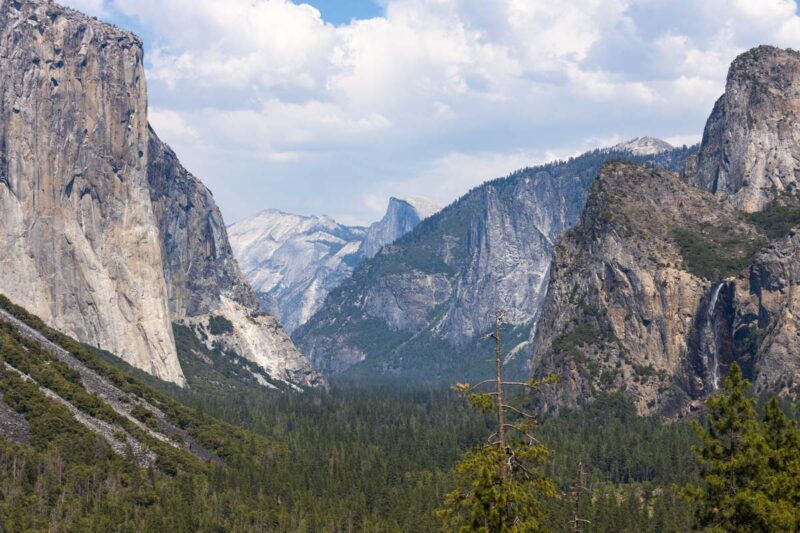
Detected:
[693,46,800,212]
[0,0,183,384]
[148,128,259,319]
[730,231,800,398]
[0,0,323,389]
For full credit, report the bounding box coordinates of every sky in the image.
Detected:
[62,0,800,226]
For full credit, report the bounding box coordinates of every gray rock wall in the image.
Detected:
[0,0,184,384]
[693,46,800,212]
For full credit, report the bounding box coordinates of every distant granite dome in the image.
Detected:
[229,197,439,333]
[610,137,674,156]
[361,197,441,259]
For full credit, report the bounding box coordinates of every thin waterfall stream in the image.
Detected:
[705,283,724,391]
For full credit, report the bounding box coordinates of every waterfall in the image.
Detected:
[704,283,724,391]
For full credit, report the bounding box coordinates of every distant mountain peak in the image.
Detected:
[610,136,674,156]
[229,196,437,332]
[392,196,441,220]
[362,196,440,258]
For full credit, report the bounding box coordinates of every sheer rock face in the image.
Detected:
[531,161,800,416]
[0,0,184,385]
[693,46,800,212]
[730,231,800,397]
[148,129,258,318]
[0,0,322,389]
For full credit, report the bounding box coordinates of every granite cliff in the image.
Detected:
[0,0,322,389]
[692,46,800,212]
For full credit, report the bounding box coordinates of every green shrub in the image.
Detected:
[670,225,765,281]
[744,204,800,239]
[208,315,234,336]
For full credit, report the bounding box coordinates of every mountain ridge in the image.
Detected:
[229,195,440,333]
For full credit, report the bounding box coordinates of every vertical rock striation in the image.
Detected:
[0,0,183,384]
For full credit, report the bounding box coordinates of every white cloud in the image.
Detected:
[664,134,702,147]
[149,108,198,143]
[58,0,800,223]
[118,0,336,93]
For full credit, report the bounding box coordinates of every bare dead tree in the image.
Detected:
[569,461,591,532]
[442,308,560,530]
[453,308,558,479]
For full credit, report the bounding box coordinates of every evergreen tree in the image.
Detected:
[689,363,796,531]
[760,397,800,529]
[437,310,557,532]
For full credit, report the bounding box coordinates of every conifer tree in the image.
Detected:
[437,310,557,532]
[760,397,800,529]
[689,363,798,531]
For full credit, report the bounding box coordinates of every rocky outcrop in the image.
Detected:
[530,162,759,415]
[531,159,800,416]
[181,296,327,388]
[693,46,800,212]
[0,0,322,389]
[228,197,439,334]
[0,0,183,384]
[296,145,697,382]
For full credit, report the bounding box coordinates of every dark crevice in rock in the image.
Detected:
[64,176,75,198]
